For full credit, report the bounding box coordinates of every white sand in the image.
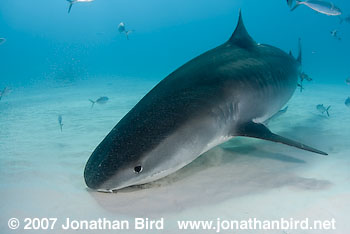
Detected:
[1,78,349,234]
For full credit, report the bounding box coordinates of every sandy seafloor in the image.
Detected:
[1,77,349,234]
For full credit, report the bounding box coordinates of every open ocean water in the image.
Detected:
[1,0,350,234]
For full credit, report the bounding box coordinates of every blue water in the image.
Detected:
[1,0,350,234]
[1,0,349,87]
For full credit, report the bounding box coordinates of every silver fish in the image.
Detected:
[118,22,134,40]
[0,87,11,101]
[89,96,109,108]
[345,97,350,108]
[58,115,64,132]
[300,72,312,82]
[118,22,126,33]
[346,77,350,85]
[297,83,304,92]
[330,29,341,40]
[0,38,6,45]
[291,0,342,16]
[316,104,331,117]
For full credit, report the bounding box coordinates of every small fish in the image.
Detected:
[264,106,289,124]
[330,29,341,40]
[290,0,342,16]
[89,96,109,108]
[345,77,350,85]
[58,115,64,132]
[297,83,304,92]
[345,97,350,108]
[0,38,6,45]
[300,72,312,82]
[0,87,11,101]
[330,29,337,37]
[316,104,331,117]
[118,22,134,40]
[118,22,126,33]
[67,0,94,14]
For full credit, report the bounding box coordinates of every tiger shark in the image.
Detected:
[84,11,327,192]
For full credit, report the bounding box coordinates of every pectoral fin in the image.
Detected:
[236,121,327,155]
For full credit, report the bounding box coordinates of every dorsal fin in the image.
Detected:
[228,10,256,48]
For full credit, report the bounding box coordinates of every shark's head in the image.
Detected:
[84,133,173,192]
[83,94,219,192]
[83,102,207,192]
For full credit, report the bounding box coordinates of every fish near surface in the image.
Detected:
[290,0,342,16]
[84,11,327,192]
[118,22,133,40]
[66,0,94,14]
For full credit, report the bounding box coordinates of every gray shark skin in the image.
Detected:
[84,12,327,192]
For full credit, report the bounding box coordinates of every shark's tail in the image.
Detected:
[339,16,344,24]
[326,106,331,117]
[291,0,302,11]
[89,99,95,109]
[60,124,64,132]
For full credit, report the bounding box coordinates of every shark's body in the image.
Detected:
[84,12,327,192]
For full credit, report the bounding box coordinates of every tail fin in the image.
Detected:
[60,124,63,132]
[68,1,74,13]
[125,30,133,40]
[291,1,302,11]
[297,38,302,65]
[89,99,95,109]
[326,106,331,117]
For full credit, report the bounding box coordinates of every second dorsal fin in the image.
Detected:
[228,10,256,48]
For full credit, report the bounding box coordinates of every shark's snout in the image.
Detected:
[84,155,109,190]
[84,144,123,190]
[84,139,148,191]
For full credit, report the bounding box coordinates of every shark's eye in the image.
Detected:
[134,165,143,174]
